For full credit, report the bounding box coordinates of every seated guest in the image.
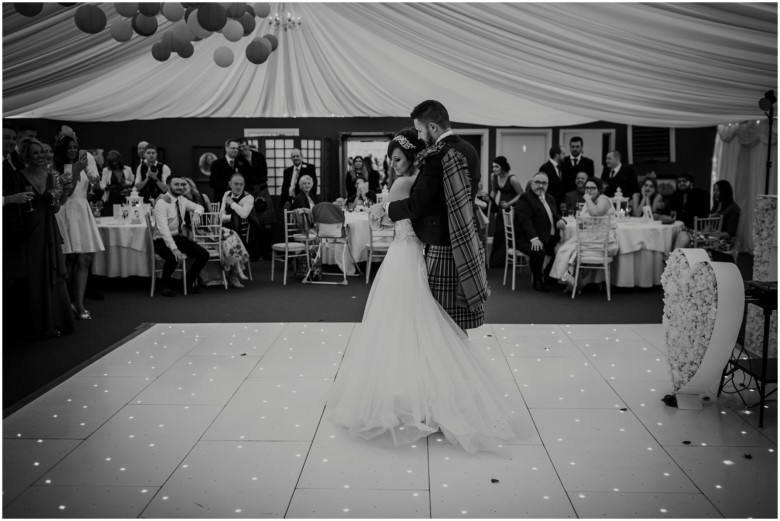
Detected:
[217,173,253,286]
[346,177,376,207]
[152,176,208,296]
[665,173,710,228]
[631,176,665,218]
[672,180,740,260]
[135,143,170,203]
[291,174,319,210]
[345,156,367,200]
[100,149,135,215]
[210,138,241,204]
[600,150,639,198]
[514,171,567,292]
[550,177,617,291]
[564,171,589,215]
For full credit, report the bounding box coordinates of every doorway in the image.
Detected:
[496,129,553,191]
[339,132,393,198]
[559,128,616,176]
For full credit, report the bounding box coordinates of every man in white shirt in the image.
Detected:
[152,176,208,296]
[135,143,171,203]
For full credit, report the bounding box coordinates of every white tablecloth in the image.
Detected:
[561,217,684,287]
[92,217,151,277]
[320,211,370,275]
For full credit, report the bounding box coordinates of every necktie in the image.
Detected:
[175,198,183,235]
[289,167,299,197]
[573,158,579,167]
[554,165,560,179]
[228,159,233,169]
[610,169,616,178]
[540,195,555,235]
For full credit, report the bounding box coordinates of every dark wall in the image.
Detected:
[4,117,716,199]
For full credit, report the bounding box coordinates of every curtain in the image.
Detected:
[2,3,777,126]
[713,119,778,253]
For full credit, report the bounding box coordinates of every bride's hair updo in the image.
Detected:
[387,127,425,166]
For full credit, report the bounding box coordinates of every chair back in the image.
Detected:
[576,215,613,264]
[311,202,346,239]
[209,202,221,212]
[144,211,156,263]
[694,215,723,236]
[282,209,301,243]
[191,212,222,257]
[501,208,516,253]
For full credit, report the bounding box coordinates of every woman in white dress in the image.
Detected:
[326,128,528,454]
[53,134,105,320]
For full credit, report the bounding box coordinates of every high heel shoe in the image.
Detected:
[76,311,92,320]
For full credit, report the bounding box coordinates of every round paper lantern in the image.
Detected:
[197,3,227,31]
[214,46,234,67]
[74,5,107,34]
[161,2,184,22]
[184,6,196,20]
[171,19,194,43]
[151,42,171,61]
[177,41,194,58]
[131,12,158,36]
[14,3,43,17]
[227,2,246,19]
[221,19,243,42]
[186,9,212,38]
[262,33,277,51]
[253,2,270,18]
[114,2,138,17]
[109,19,133,42]
[58,2,77,6]
[244,4,254,17]
[138,3,160,16]
[238,12,255,35]
[159,31,176,52]
[245,37,270,64]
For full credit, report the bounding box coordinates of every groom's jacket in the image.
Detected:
[387,144,455,246]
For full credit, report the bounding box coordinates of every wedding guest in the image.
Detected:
[237,138,274,260]
[42,141,54,170]
[539,145,566,205]
[345,155,368,200]
[346,177,376,207]
[153,176,208,296]
[291,174,320,210]
[99,150,135,215]
[514,171,566,292]
[549,177,617,291]
[364,155,381,192]
[54,134,105,320]
[210,138,241,204]
[600,150,639,198]
[561,136,595,192]
[281,148,317,210]
[487,156,522,268]
[631,177,665,218]
[564,171,588,212]
[5,137,74,339]
[665,173,710,228]
[218,173,253,287]
[9,124,37,169]
[135,140,149,171]
[3,124,23,172]
[134,143,170,203]
[672,180,740,261]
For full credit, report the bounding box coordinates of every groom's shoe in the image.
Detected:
[533,280,549,293]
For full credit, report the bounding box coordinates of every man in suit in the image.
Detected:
[237,138,274,260]
[561,136,595,193]
[666,173,710,228]
[600,150,639,198]
[538,145,566,207]
[370,100,489,331]
[3,125,23,172]
[209,138,241,204]
[514,171,567,292]
[281,148,317,209]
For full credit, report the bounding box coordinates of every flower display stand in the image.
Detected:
[746,195,777,358]
[661,249,745,410]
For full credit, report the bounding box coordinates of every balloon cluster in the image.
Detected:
[13,2,281,68]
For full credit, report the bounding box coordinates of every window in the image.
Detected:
[245,137,323,196]
[629,126,675,164]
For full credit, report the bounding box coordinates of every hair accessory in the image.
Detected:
[393,135,415,150]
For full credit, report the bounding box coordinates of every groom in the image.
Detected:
[370,100,489,330]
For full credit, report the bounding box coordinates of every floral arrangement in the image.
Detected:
[746,195,777,357]
[661,250,718,393]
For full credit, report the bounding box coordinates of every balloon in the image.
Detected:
[109,19,134,41]
[131,12,158,36]
[114,2,138,17]
[171,19,194,42]
[227,2,246,19]
[161,2,184,22]
[14,3,43,17]
[74,4,107,34]
[245,37,270,64]
[222,19,243,42]
[244,4,255,17]
[214,46,234,67]
[186,9,212,38]
[151,42,171,61]
[177,41,195,58]
[138,2,161,16]
[197,3,227,31]
[238,12,255,36]
[159,31,176,53]
[262,33,277,51]
[253,2,270,18]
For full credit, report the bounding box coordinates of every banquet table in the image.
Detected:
[91,217,151,278]
[560,217,684,287]
[319,210,370,275]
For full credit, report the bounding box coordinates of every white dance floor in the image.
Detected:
[3,323,777,518]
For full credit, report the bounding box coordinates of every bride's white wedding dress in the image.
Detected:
[325,219,528,453]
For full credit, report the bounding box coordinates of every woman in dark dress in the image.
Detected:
[6,138,75,339]
[488,156,523,268]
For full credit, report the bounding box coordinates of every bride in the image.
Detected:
[325,128,528,454]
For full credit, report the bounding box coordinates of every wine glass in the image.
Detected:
[23,186,36,212]
[48,173,61,207]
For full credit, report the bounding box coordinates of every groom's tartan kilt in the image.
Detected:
[425,245,485,330]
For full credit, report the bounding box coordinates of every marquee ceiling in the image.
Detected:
[2,2,777,127]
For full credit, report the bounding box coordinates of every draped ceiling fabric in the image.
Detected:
[2,3,777,126]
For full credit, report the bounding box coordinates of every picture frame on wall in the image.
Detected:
[192,145,224,182]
